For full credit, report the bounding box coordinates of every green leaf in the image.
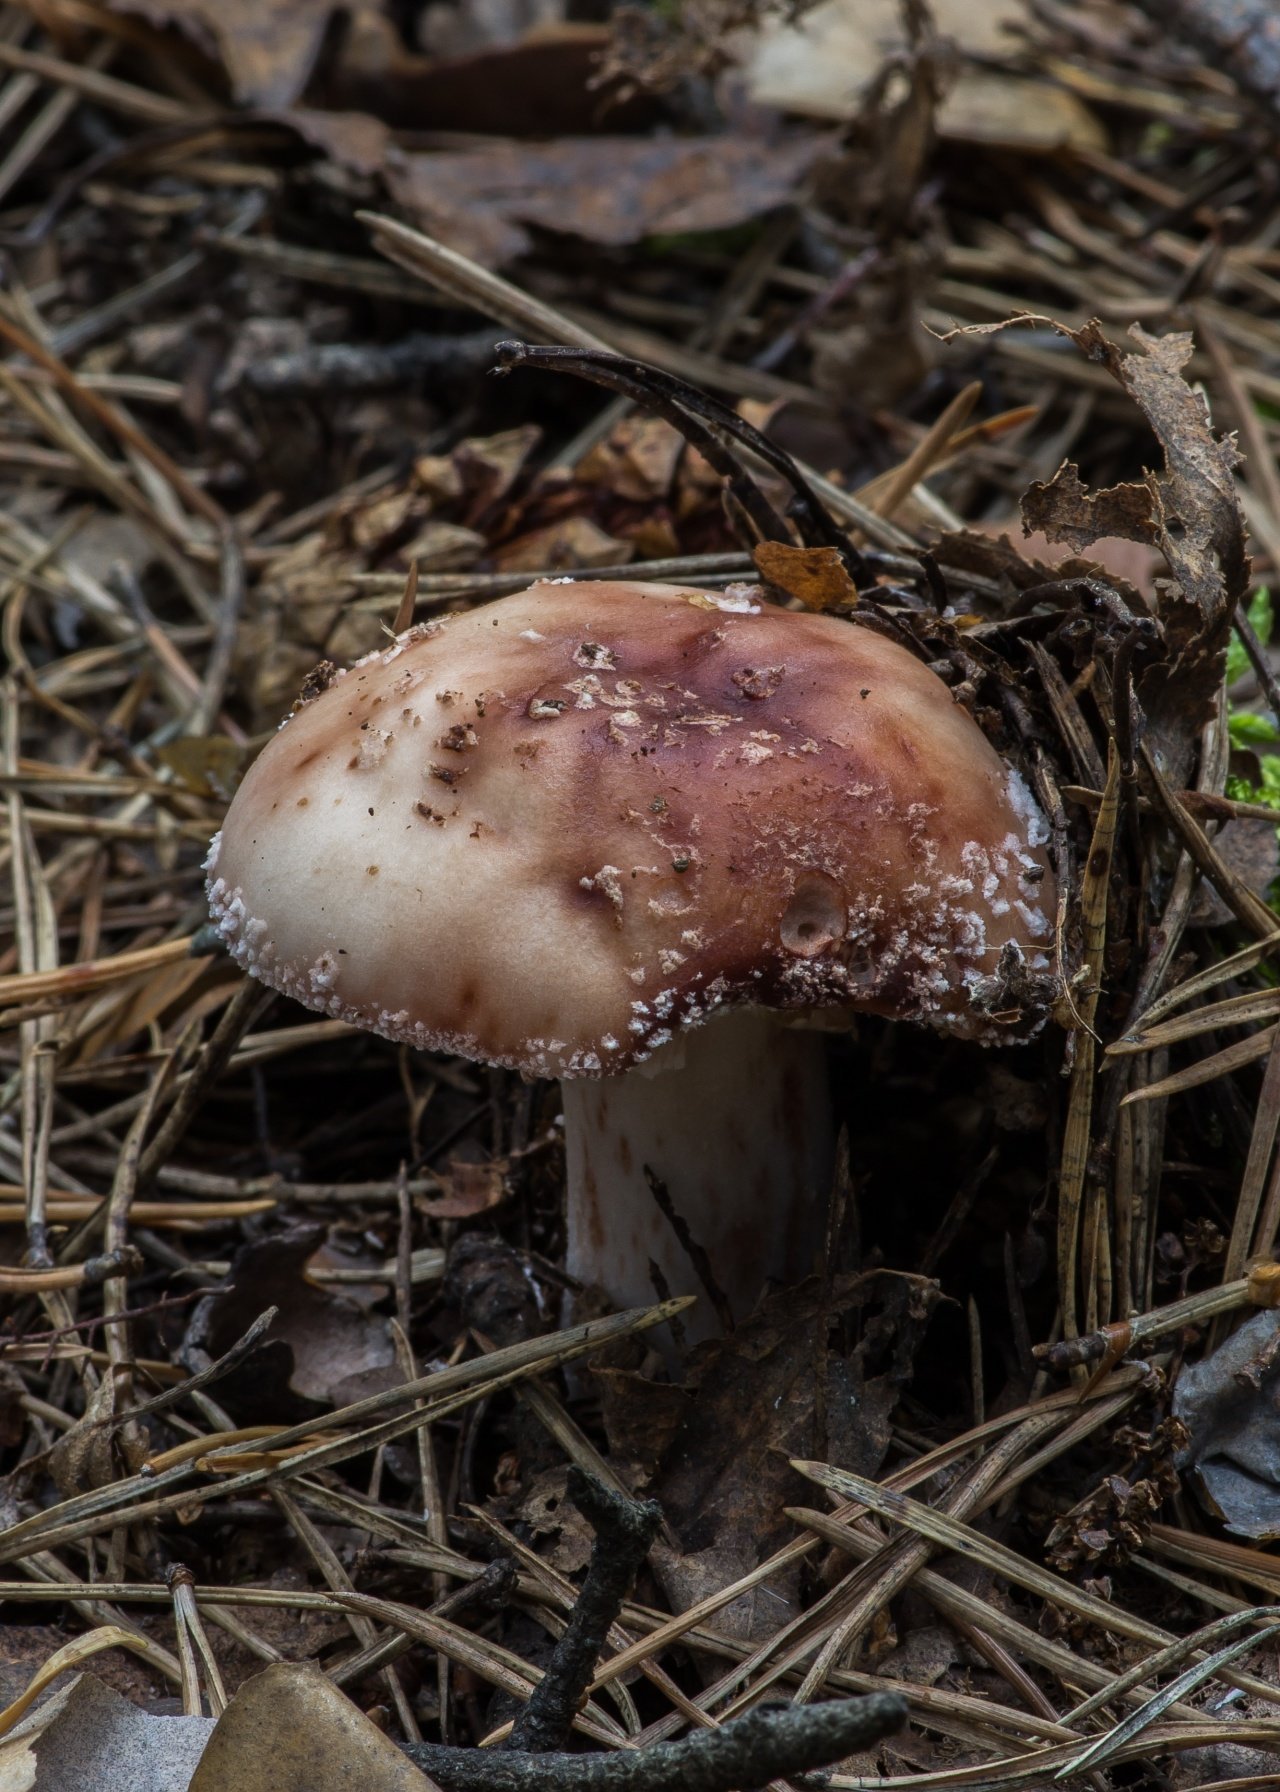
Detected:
[1229,710,1280,748]
[1226,587,1273,685]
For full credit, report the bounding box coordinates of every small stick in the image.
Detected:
[492,341,793,553]
[406,1693,906,1792]
[506,1469,661,1755]
[494,341,871,583]
[0,1246,141,1292]
[1036,1262,1280,1370]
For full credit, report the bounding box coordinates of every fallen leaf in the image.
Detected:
[651,1273,936,1637]
[156,737,247,803]
[333,28,655,136]
[752,541,858,611]
[1174,1309,1280,1538]
[421,1159,509,1219]
[182,1226,399,1417]
[385,132,826,267]
[493,515,634,573]
[1187,819,1280,926]
[742,0,1102,153]
[104,0,339,105]
[577,415,685,503]
[0,1673,213,1792]
[188,1662,430,1791]
[278,107,393,178]
[1020,322,1248,781]
[48,1370,149,1500]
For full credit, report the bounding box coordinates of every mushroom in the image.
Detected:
[207,579,1055,1344]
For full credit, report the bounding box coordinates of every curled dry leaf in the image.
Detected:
[0,1673,213,1792]
[751,541,858,611]
[1019,322,1248,779]
[182,1226,400,1418]
[384,133,826,267]
[188,1662,431,1792]
[48,1369,150,1500]
[1173,1309,1280,1538]
[104,0,340,105]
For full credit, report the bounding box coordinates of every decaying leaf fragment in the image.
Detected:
[188,1662,431,1791]
[0,1673,213,1792]
[1020,322,1248,776]
[752,541,858,610]
[103,0,339,105]
[182,1226,400,1417]
[1173,1309,1280,1538]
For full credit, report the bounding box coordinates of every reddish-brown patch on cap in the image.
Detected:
[206,580,1056,1075]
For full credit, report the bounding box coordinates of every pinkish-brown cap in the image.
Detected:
[206,579,1056,1076]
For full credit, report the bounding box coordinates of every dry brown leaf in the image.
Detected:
[420,1159,509,1219]
[493,514,634,573]
[48,1367,150,1499]
[155,736,247,802]
[752,541,858,611]
[385,133,826,267]
[1174,1310,1280,1539]
[651,1274,933,1638]
[105,0,338,105]
[577,415,686,503]
[0,1673,213,1791]
[1014,321,1247,781]
[279,106,393,178]
[188,1661,431,1791]
[182,1226,400,1416]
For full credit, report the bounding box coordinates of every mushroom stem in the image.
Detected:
[561,1010,832,1346]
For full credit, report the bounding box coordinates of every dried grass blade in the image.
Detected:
[861,381,982,522]
[790,1462,1280,1705]
[1109,985,1280,1053]
[0,936,194,1006]
[1059,741,1119,1337]
[1120,1024,1278,1105]
[1056,1619,1280,1777]
[1124,930,1280,1032]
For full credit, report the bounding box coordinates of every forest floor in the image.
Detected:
[5,1,1280,1787]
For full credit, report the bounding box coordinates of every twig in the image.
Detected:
[493,341,870,582]
[406,1693,906,1792]
[507,1470,661,1754]
[492,341,793,552]
[0,1246,141,1292]
[1035,1263,1280,1370]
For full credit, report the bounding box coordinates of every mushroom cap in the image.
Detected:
[207,580,1056,1076]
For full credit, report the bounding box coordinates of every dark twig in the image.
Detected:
[239,330,501,396]
[1233,598,1280,736]
[492,340,793,553]
[2,1286,210,1354]
[406,1694,906,1792]
[506,1468,661,1754]
[495,340,871,580]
